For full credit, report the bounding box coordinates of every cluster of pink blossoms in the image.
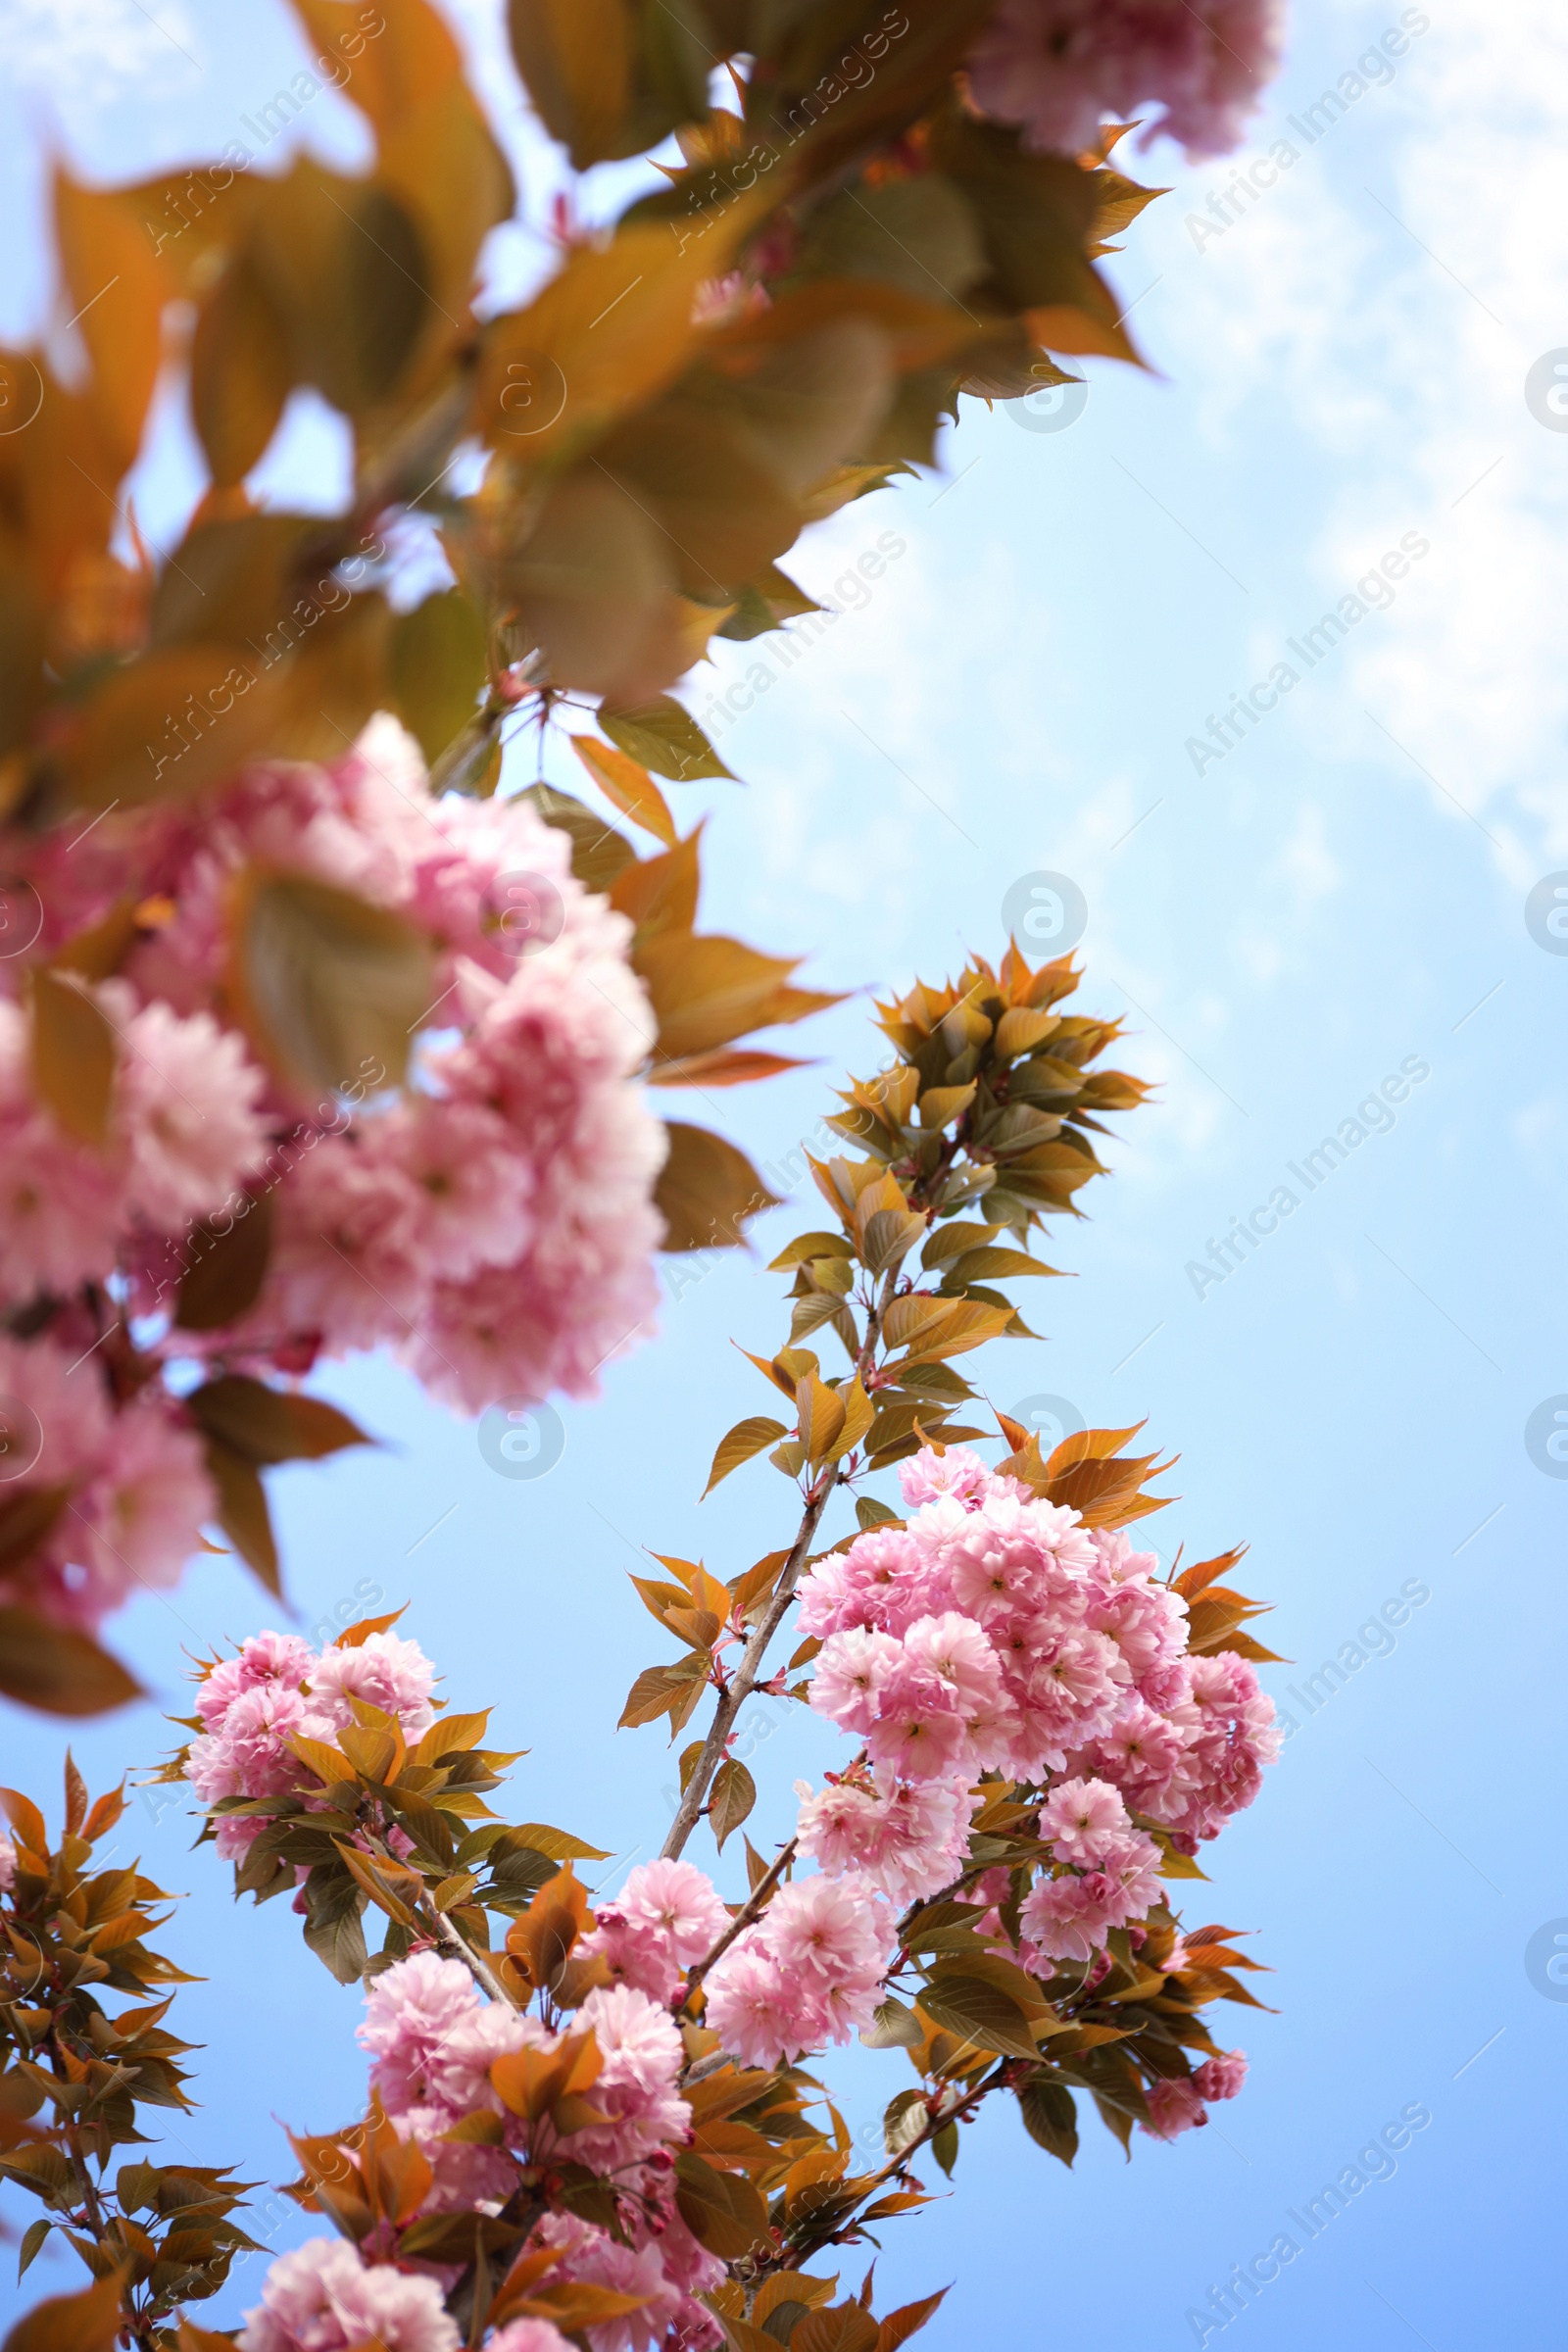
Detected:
[184,1626,438,1860]
[780,1445,1276,1982]
[238,2235,580,2352]
[965,0,1285,158]
[577,1857,730,2004]
[0,716,663,1632]
[353,1951,722,2352]
[1145,2049,1250,2138]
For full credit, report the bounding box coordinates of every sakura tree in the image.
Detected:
[0,0,1287,2346]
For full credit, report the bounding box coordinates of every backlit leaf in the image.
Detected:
[600,697,736,782]
[174,1195,274,1331]
[228,869,435,1100]
[391,590,489,767]
[704,1417,788,1497]
[655,1122,779,1251]
[708,1758,755,1852]
[570,734,676,846]
[0,1612,140,1720]
[29,969,116,1149]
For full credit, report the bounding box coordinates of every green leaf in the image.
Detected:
[300,1868,368,1984]
[617,1654,710,1735]
[1017,2075,1078,2166]
[518,783,635,893]
[505,1822,611,1861]
[794,2307,878,2352]
[875,2291,949,2352]
[767,1231,855,1271]
[600,696,736,781]
[174,1194,274,1331]
[859,1995,922,2050]
[941,1245,1057,1287]
[855,1496,902,1533]
[29,968,116,1149]
[0,1610,141,1719]
[931,2121,958,2179]
[229,868,435,1100]
[391,589,489,766]
[200,1443,279,1596]
[703,1417,788,1497]
[187,1376,370,1466]
[708,1758,755,1852]
[882,2088,927,2158]
[0,1489,71,1576]
[17,2218,51,2278]
[673,2150,769,2261]
[656,1121,779,1251]
[918,1975,1045,2064]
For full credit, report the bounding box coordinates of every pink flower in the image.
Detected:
[68,1401,215,1625]
[0,1834,16,1890]
[237,2234,460,2352]
[114,998,268,1229]
[795,1772,973,1907]
[195,1632,315,1729]
[255,1137,427,1358]
[1093,1828,1163,1918]
[1072,1698,1187,1805]
[580,1857,728,1996]
[809,1627,905,1734]
[310,1631,437,1737]
[0,1082,122,1300]
[898,1446,993,1506]
[703,1945,804,2069]
[1193,2049,1248,2102]
[706,1873,892,2066]
[186,1682,310,1808]
[1039,1776,1129,1865]
[358,1952,531,2124]
[902,1611,1004,1712]
[864,1662,972,1781]
[965,0,1284,161]
[377,1095,534,1283]
[533,2209,718,2352]
[1142,2076,1209,2139]
[487,2327,571,2352]
[556,1984,688,2171]
[1018,1869,1126,1967]
[763,1875,889,1986]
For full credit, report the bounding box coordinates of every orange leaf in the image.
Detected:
[570,735,676,846]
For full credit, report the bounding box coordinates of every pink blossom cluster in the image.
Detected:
[965,0,1285,159]
[1141,2047,1249,2138]
[704,1874,893,2070]
[788,1446,1277,1973]
[354,1953,722,2350]
[184,1627,438,1859]
[0,715,664,1633]
[577,1859,730,2003]
[0,1330,213,1630]
[237,2233,466,2352]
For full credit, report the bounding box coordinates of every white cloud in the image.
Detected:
[0,0,199,106]
[1160,0,1568,862]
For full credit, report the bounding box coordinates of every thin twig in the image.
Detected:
[682,1837,799,2002]
[427,1904,516,2008]
[659,1486,834,1861]
[662,1266,903,1864]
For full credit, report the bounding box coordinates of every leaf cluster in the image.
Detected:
[0,1763,257,2341]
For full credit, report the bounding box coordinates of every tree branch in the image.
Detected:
[680,1837,798,2008]
[661,1266,904,1866]
[659,1485,833,1862]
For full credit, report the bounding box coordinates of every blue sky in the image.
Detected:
[1,1,1565,2346]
